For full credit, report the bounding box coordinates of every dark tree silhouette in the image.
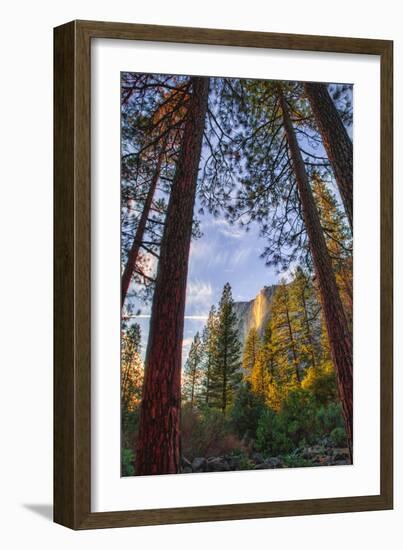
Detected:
[121,79,190,308]
[121,149,164,306]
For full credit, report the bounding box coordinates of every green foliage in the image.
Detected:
[121,406,140,449]
[121,448,135,476]
[208,283,242,413]
[199,306,219,405]
[281,454,310,468]
[255,388,343,456]
[317,401,345,433]
[182,331,204,405]
[256,407,288,454]
[230,382,266,440]
[330,426,347,447]
[121,323,143,467]
[302,361,338,405]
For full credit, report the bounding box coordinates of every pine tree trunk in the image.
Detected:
[301,291,316,368]
[121,150,164,307]
[285,306,301,382]
[222,343,228,415]
[190,369,196,407]
[205,360,211,405]
[135,77,209,475]
[279,88,353,459]
[304,82,353,231]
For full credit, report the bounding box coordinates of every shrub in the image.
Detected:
[230,382,266,440]
[302,361,338,405]
[317,402,345,433]
[282,454,310,468]
[181,404,242,460]
[121,404,140,450]
[256,388,320,455]
[255,407,290,455]
[330,426,347,447]
[121,448,135,476]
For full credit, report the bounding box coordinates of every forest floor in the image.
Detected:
[180,441,351,474]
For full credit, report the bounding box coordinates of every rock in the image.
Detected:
[254,463,270,470]
[226,456,241,470]
[192,457,207,472]
[265,457,283,468]
[182,466,193,474]
[332,448,350,462]
[301,444,329,462]
[312,455,328,465]
[252,452,264,464]
[301,448,312,459]
[207,457,230,472]
[181,456,192,469]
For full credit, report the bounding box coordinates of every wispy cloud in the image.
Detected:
[231,247,251,266]
[209,218,244,239]
[189,239,211,260]
[185,279,213,316]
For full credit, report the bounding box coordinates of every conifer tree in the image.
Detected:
[209,283,242,415]
[256,321,283,410]
[242,327,260,380]
[249,332,269,399]
[200,306,219,405]
[312,174,353,327]
[270,281,301,390]
[290,267,321,370]
[182,332,203,406]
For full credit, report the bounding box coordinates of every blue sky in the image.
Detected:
[131,198,278,363]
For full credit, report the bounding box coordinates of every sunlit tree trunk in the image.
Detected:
[135,77,209,475]
[285,305,301,383]
[301,291,316,368]
[304,82,353,231]
[279,87,353,459]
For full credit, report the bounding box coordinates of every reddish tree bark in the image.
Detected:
[279,88,353,459]
[304,82,353,231]
[121,151,163,307]
[135,77,209,475]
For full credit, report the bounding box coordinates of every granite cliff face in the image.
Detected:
[233,285,277,345]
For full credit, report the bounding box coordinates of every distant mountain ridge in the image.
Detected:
[233,285,277,345]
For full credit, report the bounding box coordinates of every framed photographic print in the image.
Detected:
[54,20,393,529]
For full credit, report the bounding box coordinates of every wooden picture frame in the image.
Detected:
[54,20,393,529]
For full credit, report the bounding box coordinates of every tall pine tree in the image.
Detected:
[209,283,242,415]
[200,306,219,405]
[182,332,203,406]
[242,327,260,380]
